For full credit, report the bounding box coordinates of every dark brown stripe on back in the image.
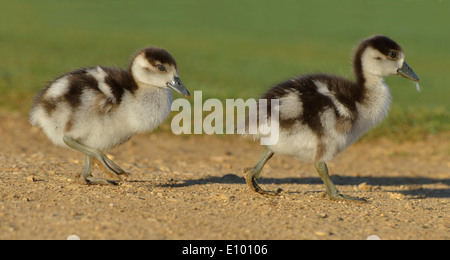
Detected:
[102,67,138,104]
[64,68,99,108]
[261,74,357,137]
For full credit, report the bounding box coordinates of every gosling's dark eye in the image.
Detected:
[157,64,166,72]
[388,51,397,59]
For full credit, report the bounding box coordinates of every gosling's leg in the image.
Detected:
[75,154,116,185]
[314,161,366,202]
[63,136,128,185]
[244,148,280,196]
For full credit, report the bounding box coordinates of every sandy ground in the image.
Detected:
[0,112,448,240]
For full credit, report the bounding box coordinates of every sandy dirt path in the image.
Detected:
[0,112,448,240]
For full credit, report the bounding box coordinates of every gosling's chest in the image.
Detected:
[121,88,173,132]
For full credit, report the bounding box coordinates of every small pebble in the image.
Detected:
[314,231,329,236]
[389,192,406,200]
[318,213,328,218]
[358,182,373,191]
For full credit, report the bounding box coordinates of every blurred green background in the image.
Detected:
[0,0,448,139]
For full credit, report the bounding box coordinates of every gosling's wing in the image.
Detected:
[32,67,137,117]
[259,74,359,136]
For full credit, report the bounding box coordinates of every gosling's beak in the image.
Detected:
[397,62,419,82]
[167,77,190,98]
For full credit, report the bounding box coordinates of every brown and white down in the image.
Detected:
[240,35,420,202]
[30,47,190,185]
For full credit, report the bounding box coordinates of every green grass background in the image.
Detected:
[0,0,448,140]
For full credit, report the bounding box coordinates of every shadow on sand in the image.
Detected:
[157,173,450,199]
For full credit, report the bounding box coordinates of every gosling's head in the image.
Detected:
[355,35,419,82]
[130,47,190,97]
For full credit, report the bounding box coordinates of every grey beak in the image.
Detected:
[167,77,190,98]
[397,62,419,82]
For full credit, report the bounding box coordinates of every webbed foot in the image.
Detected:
[244,167,281,196]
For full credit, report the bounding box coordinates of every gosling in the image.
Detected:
[242,35,419,202]
[30,47,190,185]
